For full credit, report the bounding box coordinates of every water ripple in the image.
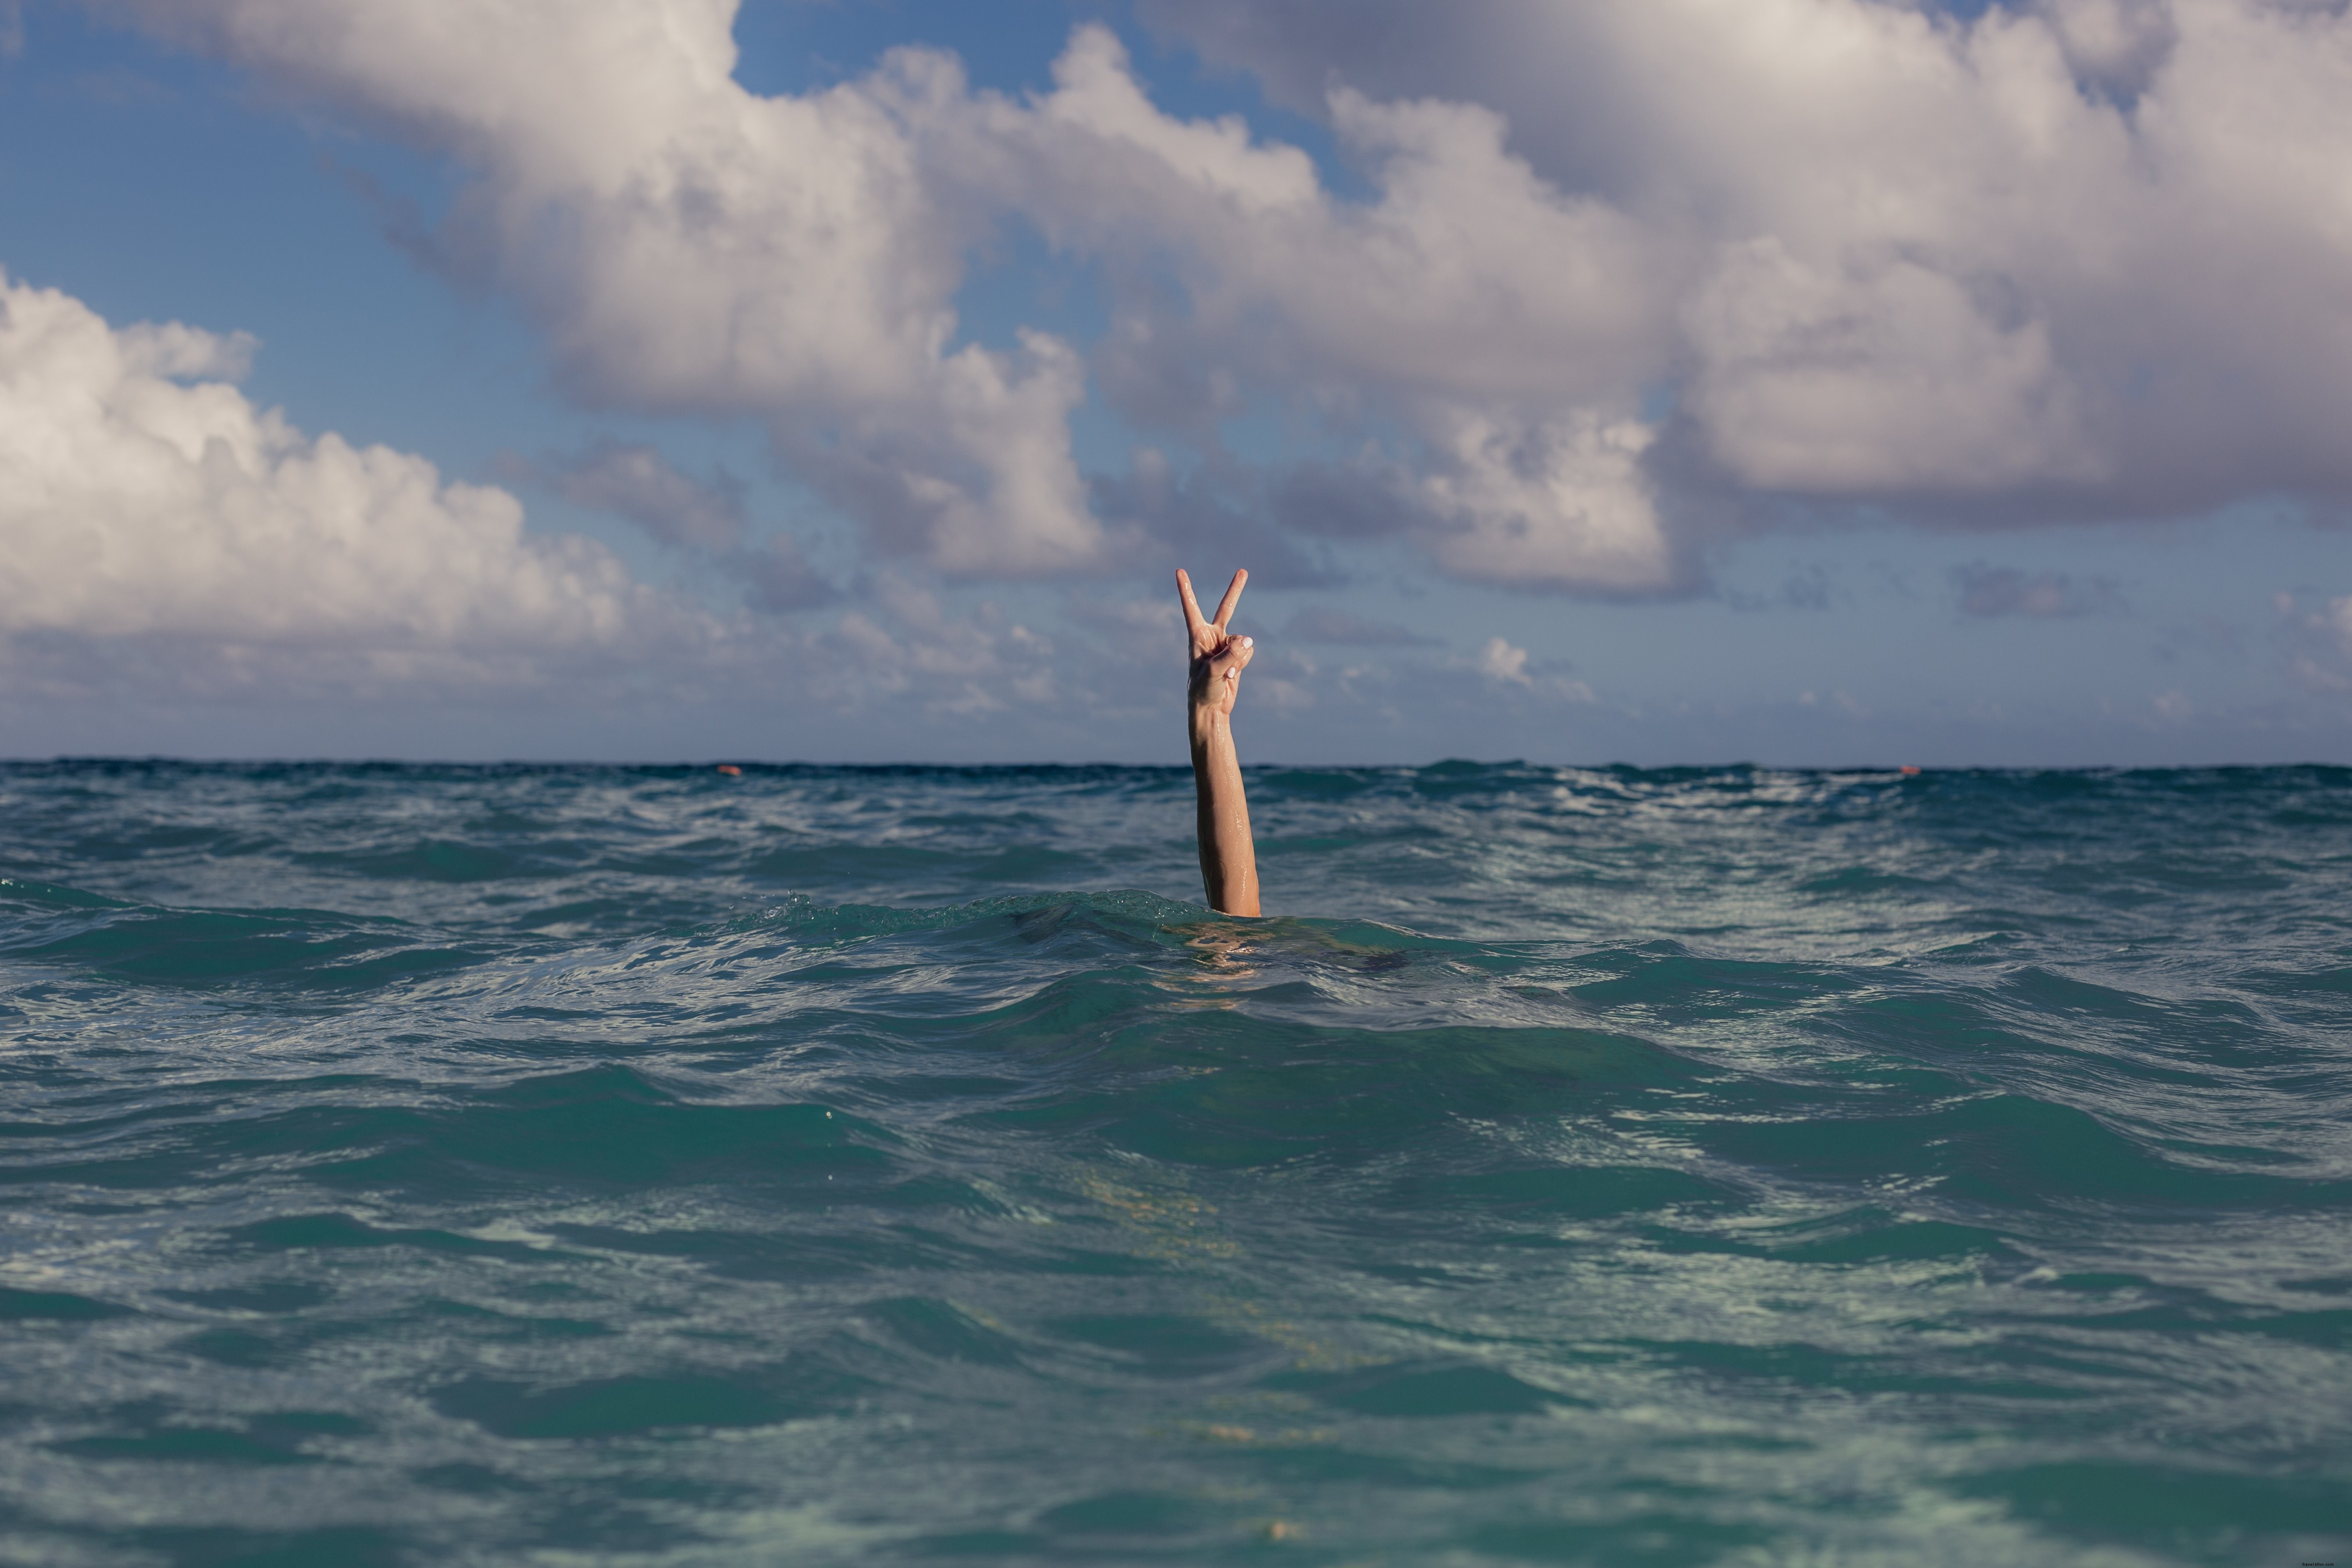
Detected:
[1,762,2347,1564]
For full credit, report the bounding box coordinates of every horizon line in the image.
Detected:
[7,756,2349,774]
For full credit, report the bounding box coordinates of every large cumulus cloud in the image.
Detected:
[99,0,1105,577]
[78,0,2352,601]
[0,272,663,687]
[0,271,1162,730]
[1146,0,2352,517]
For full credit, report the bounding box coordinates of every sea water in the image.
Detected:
[0,760,2346,1567]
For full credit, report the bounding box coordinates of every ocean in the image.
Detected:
[0,760,2346,1566]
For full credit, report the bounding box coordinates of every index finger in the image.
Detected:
[1211,568,1248,632]
[1176,568,1207,632]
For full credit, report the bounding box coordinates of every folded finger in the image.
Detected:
[1211,568,1248,632]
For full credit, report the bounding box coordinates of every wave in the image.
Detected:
[3,764,2349,1564]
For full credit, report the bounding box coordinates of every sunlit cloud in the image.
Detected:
[0,272,665,678]
[10,0,2352,759]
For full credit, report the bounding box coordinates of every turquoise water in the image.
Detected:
[1,760,2347,1566]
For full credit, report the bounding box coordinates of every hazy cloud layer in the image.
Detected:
[1286,608,1436,647]
[545,439,746,554]
[1953,563,2126,617]
[1085,449,1342,588]
[525,438,839,612]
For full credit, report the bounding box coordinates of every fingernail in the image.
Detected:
[1240,637,1253,647]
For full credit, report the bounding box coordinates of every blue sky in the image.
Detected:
[4,0,2349,764]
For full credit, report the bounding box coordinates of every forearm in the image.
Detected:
[1189,709,1259,916]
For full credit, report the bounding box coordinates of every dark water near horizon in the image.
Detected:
[1,760,2347,1567]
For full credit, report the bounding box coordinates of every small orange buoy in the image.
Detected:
[1900,765,1921,775]
[717,765,743,776]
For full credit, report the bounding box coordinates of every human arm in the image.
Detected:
[1177,567,1259,916]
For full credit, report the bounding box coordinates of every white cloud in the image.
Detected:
[1468,635,1599,703]
[2041,0,2179,94]
[976,28,1677,588]
[816,576,1072,716]
[1145,0,2352,513]
[984,34,1665,407]
[1684,239,2102,494]
[1478,637,1531,684]
[0,273,659,673]
[1418,410,1671,591]
[83,0,2352,602]
[103,0,1104,578]
[93,4,1682,590]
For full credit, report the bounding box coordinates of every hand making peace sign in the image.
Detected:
[1175,566,1260,915]
[1176,567,1254,723]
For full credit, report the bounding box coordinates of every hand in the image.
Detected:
[1177,567,1253,723]
[1176,567,1261,915]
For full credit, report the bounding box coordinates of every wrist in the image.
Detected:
[1188,706,1229,744]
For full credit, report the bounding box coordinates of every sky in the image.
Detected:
[3,0,2350,766]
